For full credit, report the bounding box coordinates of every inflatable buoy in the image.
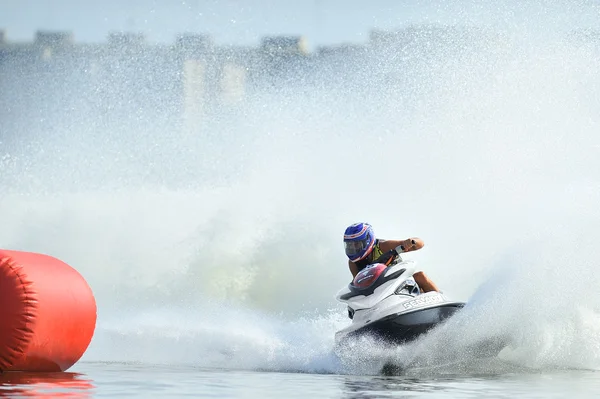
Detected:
[0,250,96,372]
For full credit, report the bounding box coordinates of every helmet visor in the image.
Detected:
[345,240,367,258]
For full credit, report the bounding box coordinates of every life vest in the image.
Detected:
[354,239,400,272]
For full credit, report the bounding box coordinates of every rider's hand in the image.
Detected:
[398,239,417,252]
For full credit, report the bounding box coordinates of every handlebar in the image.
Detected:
[373,248,402,266]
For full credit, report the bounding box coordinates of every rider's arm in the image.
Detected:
[379,238,424,254]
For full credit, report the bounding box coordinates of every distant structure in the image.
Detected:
[182,59,206,136]
[34,31,74,60]
[260,36,309,56]
[35,30,74,47]
[256,36,311,85]
[0,29,254,137]
[107,31,146,48]
[176,33,214,56]
[1,25,595,140]
[175,33,213,135]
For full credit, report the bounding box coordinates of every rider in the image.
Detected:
[343,222,440,293]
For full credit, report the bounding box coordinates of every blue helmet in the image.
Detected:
[343,222,376,262]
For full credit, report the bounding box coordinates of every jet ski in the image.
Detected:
[334,260,465,348]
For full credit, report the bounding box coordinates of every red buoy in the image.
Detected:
[0,250,96,372]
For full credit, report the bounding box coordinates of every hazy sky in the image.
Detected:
[1,0,599,49]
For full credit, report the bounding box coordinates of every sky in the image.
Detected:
[1,0,599,49]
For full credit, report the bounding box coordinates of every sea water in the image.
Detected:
[3,363,600,397]
[3,1,600,397]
